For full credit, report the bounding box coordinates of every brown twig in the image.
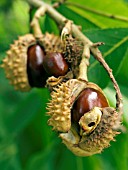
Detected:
[78,44,90,81]
[53,0,67,8]
[91,48,123,115]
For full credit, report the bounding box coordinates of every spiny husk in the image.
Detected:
[1,33,65,92]
[47,79,87,132]
[63,35,83,63]
[47,79,108,133]
[46,71,73,91]
[38,32,64,53]
[79,107,121,155]
[60,107,121,156]
[63,35,83,78]
[47,78,121,156]
[1,34,36,91]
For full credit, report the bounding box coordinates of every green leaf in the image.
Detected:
[25,140,60,170]
[36,88,53,146]
[116,48,128,86]
[98,133,128,170]
[104,82,128,124]
[0,138,22,170]
[83,28,128,88]
[0,0,28,53]
[6,90,42,134]
[96,82,128,169]
[58,5,99,30]
[25,140,103,170]
[67,0,128,28]
[42,15,59,34]
[124,0,128,3]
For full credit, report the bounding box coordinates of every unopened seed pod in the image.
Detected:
[47,79,122,156]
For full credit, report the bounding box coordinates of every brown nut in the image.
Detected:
[71,85,109,123]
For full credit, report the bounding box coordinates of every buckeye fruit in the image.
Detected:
[27,44,48,87]
[71,87,109,122]
[1,33,69,91]
[43,52,69,77]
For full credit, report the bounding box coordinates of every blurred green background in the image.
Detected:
[0,0,128,170]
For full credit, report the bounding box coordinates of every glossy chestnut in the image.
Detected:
[43,52,69,77]
[27,44,48,87]
[71,88,109,122]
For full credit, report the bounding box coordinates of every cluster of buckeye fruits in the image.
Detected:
[1,32,122,156]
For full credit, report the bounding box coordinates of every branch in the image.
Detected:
[91,47,123,115]
[31,6,47,37]
[78,45,90,81]
[27,0,123,115]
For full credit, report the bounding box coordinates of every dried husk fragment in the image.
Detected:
[63,35,84,78]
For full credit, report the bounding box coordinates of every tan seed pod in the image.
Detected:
[1,34,36,92]
[38,32,64,53]
[61,107,121,156]
[47,79,87,132]
[47,79,122,156]
[1,33,66,91]
[79,107,120,154]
